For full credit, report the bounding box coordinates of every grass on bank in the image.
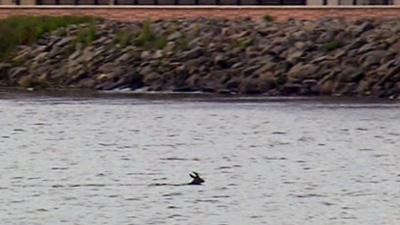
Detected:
[114,20,168,50]
[75,22,98,46]
[133,20,167,49]
[0,16,96,59]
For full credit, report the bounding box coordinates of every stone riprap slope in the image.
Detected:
[1,18,400,97]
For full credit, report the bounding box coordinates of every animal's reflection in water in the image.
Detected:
[150,172,205,186]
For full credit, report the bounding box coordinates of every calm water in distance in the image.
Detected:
[0,90,399,225]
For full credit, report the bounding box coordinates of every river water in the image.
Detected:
[0,90,399,225]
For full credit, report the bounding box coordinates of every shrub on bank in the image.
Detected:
[262,14,274,22]
[0,16,95,59]
[114,29,135,48]
[75,22,98,46]
[134,20,168,50]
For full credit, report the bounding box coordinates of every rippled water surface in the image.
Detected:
[1,90,399,225]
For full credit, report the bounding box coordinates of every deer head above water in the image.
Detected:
[188,172,205,185]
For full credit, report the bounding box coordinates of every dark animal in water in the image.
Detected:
[188,172,205,185]
[149,172,205,186]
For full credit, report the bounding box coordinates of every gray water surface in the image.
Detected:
[0,91,399,225]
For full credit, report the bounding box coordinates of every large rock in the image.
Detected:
[352,21,374,36]
[77,78,96,88]
[55,36,75,47]
[257,72,277,92]
[183,47,204,59]
[167,31,183,41]
[8,67,28,81]
[281,83,304,95]
[287,63,319,82]
[359,50,387,67]
[317,79,335,95]
[17,75,34,87]
[333,82,358,96]
[0,63,11,80]
[337,66,364,82]
[239,78,261,94]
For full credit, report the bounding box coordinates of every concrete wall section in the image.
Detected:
[1,6,400,21]
[21,0,36,5]
[1,0,15,5]
[307,0,324,5]
[1,0,400,4]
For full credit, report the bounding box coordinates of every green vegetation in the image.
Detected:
[154,36,168,50]
[113,20,168,50]
[133,20,167,50]
[177,37,190,51]
[53,27,68,37]
[0,16,96,59]
[231,37,253,50]
[262,14,274,22]
[75,22,98,46]
[323,40,342,52]
[114,29,135,48]
[134,20,153,47]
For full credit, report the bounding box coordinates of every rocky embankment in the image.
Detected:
[1,17,400,97]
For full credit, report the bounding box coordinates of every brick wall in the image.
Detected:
[1,6,400,21]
